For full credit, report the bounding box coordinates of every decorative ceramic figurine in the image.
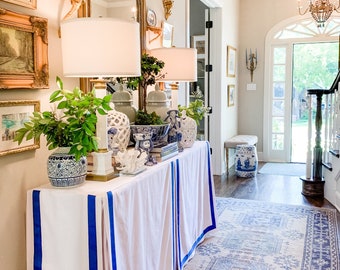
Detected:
[115,149,147,175]
[133,132,157,166]
[165,109,183,152]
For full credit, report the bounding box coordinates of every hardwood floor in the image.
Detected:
[214,162,340,237]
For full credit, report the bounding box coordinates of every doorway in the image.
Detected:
[263,17,340,162]
[291,42,339,162]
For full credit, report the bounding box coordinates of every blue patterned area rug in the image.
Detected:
[184,198,340,270]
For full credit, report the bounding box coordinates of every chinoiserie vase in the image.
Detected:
[130,123,170,148]
[146,85,171,120]
[179,110,197,148]
[235,145,258,178]
[47,147,87,187]
[111,83,137,123]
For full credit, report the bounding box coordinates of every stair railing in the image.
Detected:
[303,69,340,197]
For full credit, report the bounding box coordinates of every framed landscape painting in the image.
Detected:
[2,0,36,9]
[0,100,40,156]
[0,8,48,89]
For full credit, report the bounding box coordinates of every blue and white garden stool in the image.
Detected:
[235,144,258,178]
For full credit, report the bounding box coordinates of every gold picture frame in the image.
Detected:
[2,0,36,9]
[0,100,40,157]
[162,21,173,48]
[228,84,235,107]
[227,45,236,77]
[0,8,49,89]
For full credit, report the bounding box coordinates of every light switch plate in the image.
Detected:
[247,83,256,91]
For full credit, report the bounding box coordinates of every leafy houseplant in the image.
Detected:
[135,110,164,125]
[125,53,165,113]
[178,99,210,125]
[14,76,112,161]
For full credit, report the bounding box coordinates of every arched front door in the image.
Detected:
[263,16,340,162]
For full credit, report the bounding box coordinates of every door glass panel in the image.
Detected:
[272,117,284,132]
[273,66,286,81]
[273,48,286,64]
[272,101,284,116]
[272,134,284,150]
[273,82,285,98]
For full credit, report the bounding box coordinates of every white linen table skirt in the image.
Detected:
[26,141,216,270]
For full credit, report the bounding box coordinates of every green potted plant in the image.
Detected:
[178,99,210,125]
[14,76,112,187]
[126,53,165,113]
[124,54,171,146]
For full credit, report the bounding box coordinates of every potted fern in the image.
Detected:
[14,76,112,187]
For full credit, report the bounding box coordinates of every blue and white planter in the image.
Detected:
[235,145,258,178]
[47,147,87,187]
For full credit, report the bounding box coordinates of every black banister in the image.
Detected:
[301,69,340,197]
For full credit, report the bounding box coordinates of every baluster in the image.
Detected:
[328,93,334,155]
[306,95,312,179]
[323,94,329,164]
[313,92,323,180]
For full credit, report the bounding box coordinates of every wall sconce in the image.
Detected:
[246,49,257,82]
[163,0,174,20]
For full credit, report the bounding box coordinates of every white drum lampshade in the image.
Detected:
[60,17,141,77]
[149,47,197,82]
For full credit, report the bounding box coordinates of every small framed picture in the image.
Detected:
[147,9,157,27]
[0,100,40,157]
[228,85,235,107]
[191,35,205,59]
[2,0,36,9]
[227,45,236,77]
[162,21,173,48]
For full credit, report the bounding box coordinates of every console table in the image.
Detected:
[26,141,216,270]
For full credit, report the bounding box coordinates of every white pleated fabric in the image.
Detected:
[26,141,216,270]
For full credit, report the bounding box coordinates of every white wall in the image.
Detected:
[0,1,78,269]
[238,0,300,158]
[209,0,239,175]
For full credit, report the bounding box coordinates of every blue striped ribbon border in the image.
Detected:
[88,195,98,270]
[178,142,217,269]
[107,191,117,270]
[32,190,42,270]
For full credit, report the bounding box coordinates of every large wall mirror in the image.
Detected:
[77,0,170,110]
[78,0,147,92]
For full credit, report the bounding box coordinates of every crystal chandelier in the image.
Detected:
[298,0,340,27]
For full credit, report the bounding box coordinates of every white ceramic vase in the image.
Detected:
[179,110,197,148]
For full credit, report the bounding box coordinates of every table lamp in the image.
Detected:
[150,47,197,83]
[60,17,141,180]
[148,47,197,112]
[149,47,197,151]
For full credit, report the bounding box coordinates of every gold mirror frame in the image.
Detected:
[77,0,146,93]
